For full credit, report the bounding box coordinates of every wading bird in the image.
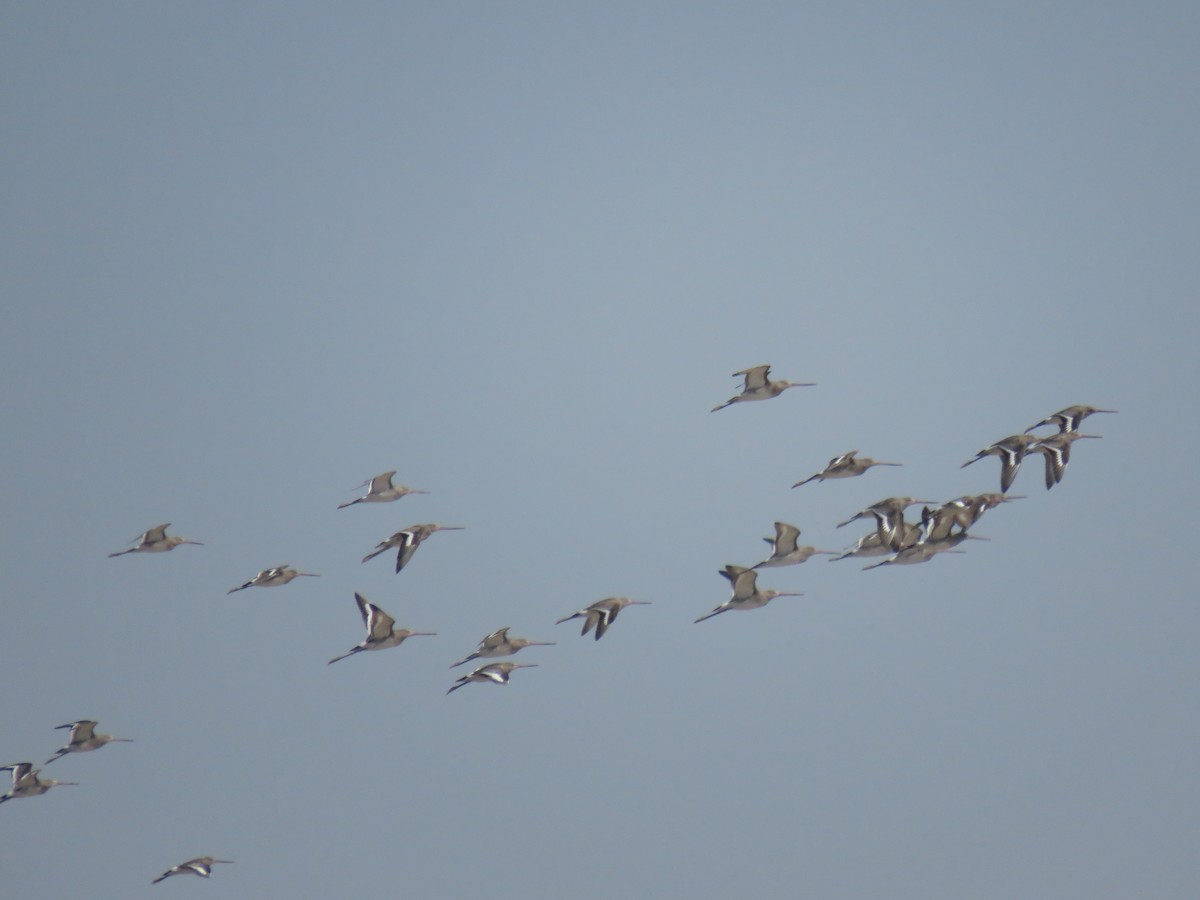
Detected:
[447,662,538,695]
[711,365,814,412]
[227,566,319,594]
[556,597,651,640]
[338,471,428,508]
[1025,405,1116,435]
[327,594,435,665]
[1029,432,1101,489]
[152,857,233,884]
[449,628,555,669]
[45,720,132,765]
[961,434,1041,493]
[753,522,836,568]
[837,497,935,552]
[861,532,985,570]
[362,524,464,573]
[792,451,901,487]
[829,522,922,561]
[938,493,1023,533]
[695,566,802,623]
[0,763,77,804]
[108,524,202,557]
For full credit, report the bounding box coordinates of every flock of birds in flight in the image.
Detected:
[3,363,1115,886]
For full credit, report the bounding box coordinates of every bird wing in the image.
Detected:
[593,608,614,639]
[728,568,759,601]
[773,522,801,552]
[365,602,396,641]
[3,763,33,785]
[368,471,397,493]
[395,532,420,571]
[581,610,600,637]
[143,523,170,543]
[481,627,510,649]
[353,593,374,629]
[735,365,771,390]
[480,665,509,684]
[361,533,401,562]
[719,564,751,583]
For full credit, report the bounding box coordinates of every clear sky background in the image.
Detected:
[3,3,1198,897]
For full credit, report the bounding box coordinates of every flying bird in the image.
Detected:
[449,628,555,669]
[108,524,202,557]
[837,497,935,552]
[555,597,651,640]
[0,763,77,804]
[362,523,463,573]
[45,720,132,765]
[961,434,1041,493]
[695,565,802,623]
[338,471,428,508]
[152,857,233,885]
[792,450,901,487]
[753,522,836,568]
[327,593,435,665]
[1025,405,1116,435]
[861,531,985,570]
[1029,432,1101,489]
[711,365,814,412]
[447,662,538,695]
[227,566,319,594]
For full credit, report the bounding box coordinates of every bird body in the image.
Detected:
[227,566,318,593]
[338,471,428,508]
[556,597,650,640]
[449,628,555,668]
[711,365,814,412]
[45,720,132,764]
[327,593,435,664]
[792,451,901,487]
[108,524,202,557]
[447,662,538,694]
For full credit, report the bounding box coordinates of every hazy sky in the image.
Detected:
[3,3,1198,897]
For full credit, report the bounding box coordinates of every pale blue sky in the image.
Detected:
[3,3,1198,897]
